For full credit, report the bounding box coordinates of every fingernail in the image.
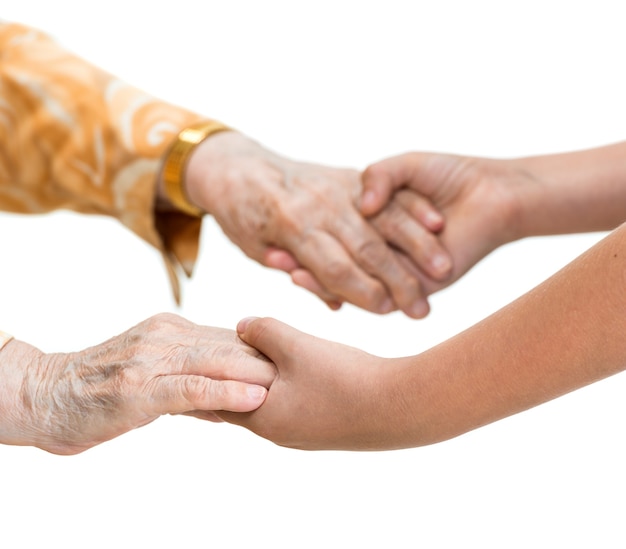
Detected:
[379,298,394,314]
[431,254,452,277]
[409,298,429,319]
[361,190,377,213]
[237,316,259,334]
[425,210,444,229]
[247,385,267,401]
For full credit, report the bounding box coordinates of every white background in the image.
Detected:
[1,1,625,547]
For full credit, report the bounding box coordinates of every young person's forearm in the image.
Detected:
[510,142,626,237]
[390,222,626,447]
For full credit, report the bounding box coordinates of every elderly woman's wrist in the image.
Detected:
[185,130,265,217]
[0,340,47,447]
[158,121,234,217]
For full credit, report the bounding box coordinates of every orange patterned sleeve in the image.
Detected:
[0,22,207,302]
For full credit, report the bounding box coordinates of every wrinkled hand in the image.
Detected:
[264,189,453,315]
[186,132,452,318]
[0,313,275,455]
[360,152,523,295]
[218,317,403,451]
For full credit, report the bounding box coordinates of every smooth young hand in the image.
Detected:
[360,152,523,295]
[218,316,408,451]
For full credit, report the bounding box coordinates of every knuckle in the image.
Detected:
[131,313,195,359]
[275,202,302,233]
[321,258,353,285]
[414,234,438,257]
[181,376,211,406]
[376,211,404,235]
[397,188,425,212]
[404,231,438,262]
[356,238,390,271]
[155,311,186,326]
[399,274,422,301]
[367,285,390,310]
[140,312,183,333]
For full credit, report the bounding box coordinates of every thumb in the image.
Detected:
[237,316,297,364]
[360,161,399,217]
[361,152,425,216]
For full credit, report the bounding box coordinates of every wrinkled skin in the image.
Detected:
[185,132,452,318]
[0,313,275,455]
[276,152,524,304]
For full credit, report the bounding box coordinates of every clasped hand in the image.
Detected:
[219,151,531,450]
[0,314,275,455]
[185,132,459,318]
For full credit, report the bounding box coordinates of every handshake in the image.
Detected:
[180,131,519,320]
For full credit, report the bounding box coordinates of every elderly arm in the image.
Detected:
[0,313,275,455]
[0,22,207,301]
[0,22,451,315]
[220,223,626,450]
[168,125,451,317]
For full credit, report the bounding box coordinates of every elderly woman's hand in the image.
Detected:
[184,132,452,318]
[0,313,275,455]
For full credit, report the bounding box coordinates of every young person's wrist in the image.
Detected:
[492,157,548,242]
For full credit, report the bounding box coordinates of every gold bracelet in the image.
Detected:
[0,330,13,352]
[162,120,232,217]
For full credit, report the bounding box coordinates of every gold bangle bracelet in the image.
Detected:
[162,120,232,217]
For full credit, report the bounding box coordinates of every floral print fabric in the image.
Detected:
[0,22,205,302]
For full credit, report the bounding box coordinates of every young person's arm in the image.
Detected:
[221,223,626,450]
[356,142,626,296]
